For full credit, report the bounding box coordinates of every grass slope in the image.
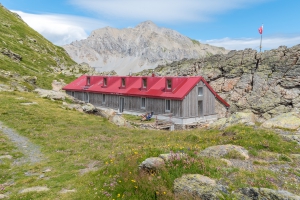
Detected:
[0,91,300,199]
[0,4,77,89]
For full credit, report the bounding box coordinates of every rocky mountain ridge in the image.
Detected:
[136,45,300,122]
[63,21,228,75]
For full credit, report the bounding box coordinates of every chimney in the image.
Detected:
[152,70,155,77]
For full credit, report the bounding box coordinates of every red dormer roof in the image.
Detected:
[63,75,230,107]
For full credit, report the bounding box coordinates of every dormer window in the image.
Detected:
[103,78,107,86]
[121,78,126,87]
[167,79,172,89]
[198,87,203,96]
[87,77,90,85]
[142,78,147,88]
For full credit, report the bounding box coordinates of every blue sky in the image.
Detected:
[1,0,300,51]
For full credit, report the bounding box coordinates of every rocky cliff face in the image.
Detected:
[136,45,300,121]
[63,21,228,75]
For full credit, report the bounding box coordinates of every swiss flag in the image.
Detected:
[258,25,263,34]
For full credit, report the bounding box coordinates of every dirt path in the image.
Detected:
[0,121,43,164]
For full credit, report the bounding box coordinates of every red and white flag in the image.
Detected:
[258,24,263,34]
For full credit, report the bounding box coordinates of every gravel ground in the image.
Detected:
[0,121,43,165]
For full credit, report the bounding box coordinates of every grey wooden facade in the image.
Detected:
[66,80,216,119]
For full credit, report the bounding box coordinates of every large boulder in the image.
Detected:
[261,112,300,130]
[223,112,256,128]
[34,88,67,100]
[51,80,66,91]
[82,103,96,113]
[174,174,227,200]
[97,108,116,119]
[138,157,165,173]
[237,187,300,200]
[198,145,249,160]
[111,114,128,126]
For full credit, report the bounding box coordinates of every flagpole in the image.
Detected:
[260,34,262,53]
[259,23,263,53]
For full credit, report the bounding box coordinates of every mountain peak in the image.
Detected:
[135,20,157,30]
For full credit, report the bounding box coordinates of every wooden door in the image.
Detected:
[119,97,125,113]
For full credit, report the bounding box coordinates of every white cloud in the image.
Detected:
[202,36,300,51]
[70,0,270,23]
[12,11,108,45]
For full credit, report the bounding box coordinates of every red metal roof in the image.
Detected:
[63,75,230,107]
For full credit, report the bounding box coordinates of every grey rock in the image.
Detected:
[139,157,165,172]
[82,103,96,113]
[19,186,49,194]
[0,194,8,199]
[23,76,37,85]
[199,144,249,160]
[59,188,76,194]
[34,88,67,100]
[261,112,300,130]
[111,114,129,127]
[0,155,12,160]
[222,112,256,128]
[174,174,227,200]
[237,187,300,200]
[51,80,66,91]
[1,48,22,62]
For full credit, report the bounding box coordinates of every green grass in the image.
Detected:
[0,91,300,199]
[0,5,77,89]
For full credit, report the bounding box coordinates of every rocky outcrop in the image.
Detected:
[198,145,249,160]
[34,88,67,100]
[0,48,22,62]
[214,112,256,128]
[174,174,227,200]
[139,45,300,120]
[63,21,228,75]
[50,62,98,77]
[237,187,300,200]
[262,112,300,130]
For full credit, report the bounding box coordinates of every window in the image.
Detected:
[71,91,75,97]
[167,79,172,89]
[102,94,106,104]
[198,87,203,96]
[141,98,146,109]
[121,78,126,87]
[165,99,171,112]
[142,78,147,88]
[87,77,90,85]
[84,92,89,103]
[103,78,107,86]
